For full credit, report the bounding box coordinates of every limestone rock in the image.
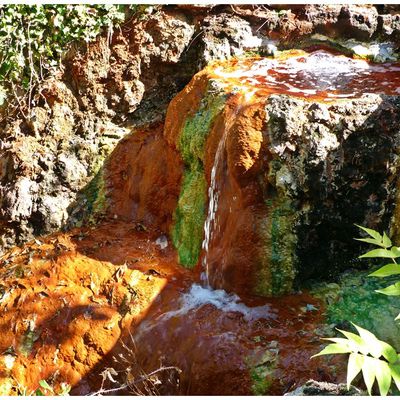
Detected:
[285,380,364,396]
[199,14,263,65]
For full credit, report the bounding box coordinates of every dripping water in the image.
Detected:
[200,91,254,288]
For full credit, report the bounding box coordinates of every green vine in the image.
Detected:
[0,5,133,113]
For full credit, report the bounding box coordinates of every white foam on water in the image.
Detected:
[154,283,274,324]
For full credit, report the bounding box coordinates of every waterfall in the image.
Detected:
[200,92,254,288]
[200,131,225,287]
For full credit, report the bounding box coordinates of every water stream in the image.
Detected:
[212,50,400,99]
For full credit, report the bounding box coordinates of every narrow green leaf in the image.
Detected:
[369,264,400,278]
[376,282,400,296]
[347,353,364,389]
[322,337,351,345]
[39,380,53,393]
[375,359,392,396]
[362,356,377,395]
[359,249,399,259]
[352,323,382,359]
[311,343,351,358]
[336,329,367,354]
[389,364,400,392]
[383,232,392,248]
[391,247,400,257]
[380,341,398,364]
[355,225,382,242]
[355,237,383,247]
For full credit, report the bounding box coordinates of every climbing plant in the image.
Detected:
[313,225,400,395]
[0,5,129,112]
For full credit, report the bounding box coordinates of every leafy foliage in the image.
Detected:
[313,323,400,395]
[313,225,400,395]
[0,5,127,109]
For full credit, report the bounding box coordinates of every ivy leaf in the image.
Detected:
[347,353,364,389]
[376,282,400,296]
[369,264,400,278]
[359,249,399,259]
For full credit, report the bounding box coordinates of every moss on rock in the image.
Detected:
[257,196,297,296]
[71,167,108,227]
[246,343,279,395]
[171,84,226,268]
[172,168,207,267]
[256,157,298,296]
[311,269,400,349]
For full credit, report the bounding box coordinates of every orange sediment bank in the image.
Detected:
[0,220,346,395]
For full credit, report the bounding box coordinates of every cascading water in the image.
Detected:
[200,121,227,288]
[200,92,255,289]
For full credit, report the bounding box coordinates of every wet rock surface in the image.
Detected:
[266,94,400,282]
[0,220,346,395]
[120,50,400,296]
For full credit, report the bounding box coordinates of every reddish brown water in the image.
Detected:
[209,50,400,100]
[129,280,345,395]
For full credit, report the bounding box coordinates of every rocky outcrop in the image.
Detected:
[1,4,400,255]
[102,51,400,296]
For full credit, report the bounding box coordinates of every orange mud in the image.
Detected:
[0,220,346,395]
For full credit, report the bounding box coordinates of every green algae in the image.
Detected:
[268,198,297,295]
[247,344,279,395]
[311,269,400,350]
[171,83,226,268]
[171,168,207,267]
[250,365,273,396]
[256,159,298,296]
[73,167,107,227]
[84,168,107,216]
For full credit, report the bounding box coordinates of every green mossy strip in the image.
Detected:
[172,168,207,267]
[311,270,400,350]
[73,167,107,227]
[257,196,297,296]
[269,198,297,295]
[172,83,226,268]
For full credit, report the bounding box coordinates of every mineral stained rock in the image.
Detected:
[105,50,400,296]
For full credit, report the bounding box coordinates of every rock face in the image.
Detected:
[1,5,400,254]
[103,51,400,296]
